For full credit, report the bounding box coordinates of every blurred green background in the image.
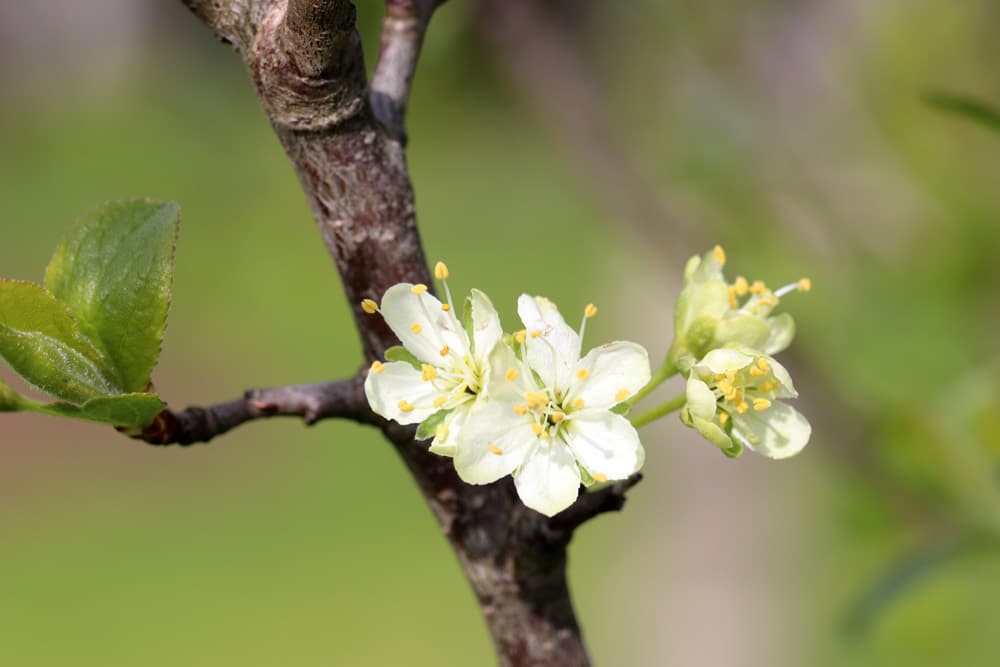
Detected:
[2,0,999,665]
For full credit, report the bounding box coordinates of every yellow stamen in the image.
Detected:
[753,398,772,411]
[724,388,740,402]
[737,401,749,415]
[530,329,542,339]
[439,345,449,356]
[585,303,598,318]
[433,396,447,408]
[749,366,766,378]
[719,411,730,427]
[441,303,451,312]
[759,380,777,393]
[756,357,770,371]
[361,299,378,314]
[713,245,727,265]
[576,368,589,380]
[539,431,549,440]
[749,280,767,295]
[592,473,608,483]
[615,389,630,402]
[435,424,449,440]
[551,412,565,423]
[573,398,585,410]
[513,403,527,415]
[410,323,422,334]
[727,286,739,308]
[421,364,437,381]
[434,261,450,280]
[398,400,415,413]
[733,276,749,296]
[717,379,734,395]
[370,361,385,374]
[488,444,504,456]
[524,391,548,408]
[514,330,526,344]
[532,423,544,436]
[411,283,428,295]
[798,277,812,292]
[505,368,519,381]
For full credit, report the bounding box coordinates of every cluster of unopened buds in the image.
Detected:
[363,249,811,516]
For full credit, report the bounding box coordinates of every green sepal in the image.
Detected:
[416,408,452,441]
[32,392,165,428]
[579,465,597,488]
[461,296,475,352]
[385,345,422,370]
[721,440,744,458]
[611,402,632,416]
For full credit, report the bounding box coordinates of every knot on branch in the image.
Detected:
[252,1,368,132]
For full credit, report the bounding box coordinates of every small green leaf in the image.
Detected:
[924,91,1000,135]
[36,392,165,427]
[45,199,180,392]
[0,375,24,412]
[385,345,422,370]
[0,280,118,403]
[416,408,452,441]
[611,402,632,416]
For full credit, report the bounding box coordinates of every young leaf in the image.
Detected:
[45,199,180,392]
[36,393,165,428]
[0,280,118,403]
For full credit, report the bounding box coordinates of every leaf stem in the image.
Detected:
[629,356,678,406]
[630,392,687,429]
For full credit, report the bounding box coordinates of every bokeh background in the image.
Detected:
[2,1,999,665]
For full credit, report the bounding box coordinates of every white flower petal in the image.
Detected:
[566,341,651,410]
[469,288,503,364]
[685,377,718,420]
[761,313,795,355]
[429,403,472,457]
[696,347,754,375]
[380,283,469,365]
[565,412,644,480]
[484,341,534,402]
[733,401,811,459]
[454,401,534,483]
[514,437,582,517]
[364,361,443,424]
[766,357,798,398]
[517,294,581,391]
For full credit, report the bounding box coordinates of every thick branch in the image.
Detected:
[548,474,643,534]
[369,0,443,144]
[283,0,357,77]
[134,376,368,445]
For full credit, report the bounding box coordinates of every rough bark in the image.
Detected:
[176,1,640,664]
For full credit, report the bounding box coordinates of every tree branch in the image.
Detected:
[370,0,444,144]
[134,376,369,445]
[547,474,643,534]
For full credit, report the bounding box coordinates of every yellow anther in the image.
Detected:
[615,389,631,402]
[433,395,447,408]
[435,424,449,440]
[398,400,415,413]
[749,280,767,295]
[753,398,772,411]
[759,380,778,393]
[713,245,727,265]
[756,357,770,371]
[539,431,549,440]
[759,295,778,307]
[798,277,812,292]
[749,366,766,378]
[532,423,544,436]
[585,303,598,318]
[724,388,740,402]
[513,403,527,415]
[505,368,519,381]
[551,412,565,423]
[370,361,385,374]
[592,473,608,483]
[725,369,738,379]
[421,364,437,382]
[361,299,378,314]
[441,303,451,312]
[524,391,548,408]
[737,401,749,415]
[717,379,734,395]
[434,261,450,280]
[733,276,749,296]
[439,345,449,356]
[488,444,504,456]
[727,286,739,309]
[573,398,585,410]
[718,411,730,427]
[715,373,727,381]
[514,330,527,344]
[411,283,428,295]
[530,329,542,339]
[576,368,589,380]
[410,323,422,334]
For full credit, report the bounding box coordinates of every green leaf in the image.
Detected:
[36,392,165,427]
[384,345,421,370]
[45,199,180,392]
[0,280,118,403]
[416,408,451,441]
[924,91,1000,135]
[0,374,24,412]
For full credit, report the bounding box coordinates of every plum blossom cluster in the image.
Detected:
[363,262,649,517]
[672,246,812,458]
[364,250,812,516]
